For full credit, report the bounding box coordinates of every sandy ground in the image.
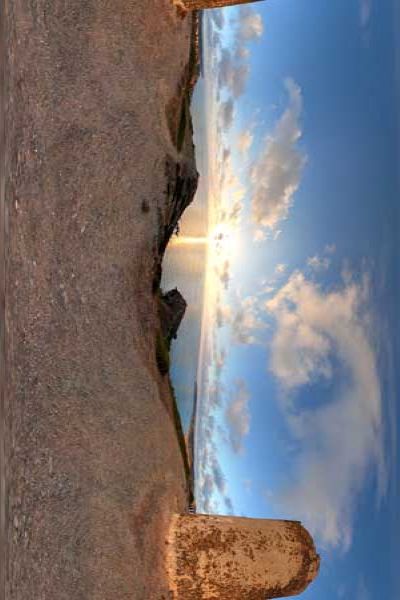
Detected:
[3,1,196,598]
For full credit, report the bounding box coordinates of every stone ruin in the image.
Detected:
[166,513,320,599]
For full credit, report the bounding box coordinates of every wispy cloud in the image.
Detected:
[357,575,371,600]
[216,7,264,129]
[359,0,372,28]
[210,8,224,30]
[251,78,307,230]
[225,379,251,453]
[325,243,336,254]
[216,259,231,290]
[216,302,233,328]
[196,374,235,514]
[218,48,250,98]
[238,129,254,154]
[254,228,267,242]
[214,294,265,344]
[214,348,227,376]
[266,268,387,550]
[275,263,287,275]
[307,254,331,272]
[236,6,264,42]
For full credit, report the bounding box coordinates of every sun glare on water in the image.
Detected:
[170,222,238,259]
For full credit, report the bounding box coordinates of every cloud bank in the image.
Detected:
[266,270,386,550]
[251,79,307,230]
[216,6,264,132]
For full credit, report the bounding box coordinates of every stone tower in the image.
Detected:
[182,0,264,10]
[166,514,320,599]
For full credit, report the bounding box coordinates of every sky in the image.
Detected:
[164,1,399,598]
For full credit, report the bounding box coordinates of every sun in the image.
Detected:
[209,223,237,257]
[168,222,240,261]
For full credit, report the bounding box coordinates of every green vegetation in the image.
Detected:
[155,332,170,375]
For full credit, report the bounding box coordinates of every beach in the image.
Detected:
[3,1,198,597]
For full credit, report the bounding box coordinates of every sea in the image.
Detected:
[161,73,208,432]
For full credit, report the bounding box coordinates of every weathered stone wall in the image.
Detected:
[182,0,264,10]
[166,514,320,599]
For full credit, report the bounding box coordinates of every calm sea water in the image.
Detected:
[161,77,208,432]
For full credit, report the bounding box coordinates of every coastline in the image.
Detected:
[4,1,199,598]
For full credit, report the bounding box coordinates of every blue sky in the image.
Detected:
[165,1,399,598]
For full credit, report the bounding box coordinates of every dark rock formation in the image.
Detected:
[152,155,199,293]
[160,155,199,256]
[159,288,187,346]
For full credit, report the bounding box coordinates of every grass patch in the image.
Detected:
[155,332,170,375]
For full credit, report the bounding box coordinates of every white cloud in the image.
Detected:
[208,381,223,409]
[275,263,287,275]
[218,48,250,98]
[216,303,232,328]
[262,285,275,296]
[238,129,254,154]
[210,8,224,30]
[196,377,235,514]
[227,199,243,225]
[273,229,282,241]
[251,78,307,230]
[217,153,245,220]
[215,8,264,106]
[225,379,251,453]
[231,296,265,345]
[266,270,387,550]
[214,348,226,376]
[235,45,250,60]
[216,8,263,96]
[237,6,264,41]
[307,254,331,272]
[254,228,267,242]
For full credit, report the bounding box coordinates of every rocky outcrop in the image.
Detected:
[159,288,187,346]
[161,155,199,256]
[152,155,199,293]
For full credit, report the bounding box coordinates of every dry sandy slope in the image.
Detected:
[4,1,195,598]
